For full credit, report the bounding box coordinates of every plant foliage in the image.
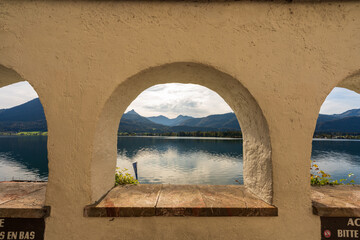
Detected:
[115,168,139,186]
[310,160,355,186]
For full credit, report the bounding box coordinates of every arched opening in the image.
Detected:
[312,87,360,185]
[0,65,48,181]
[91,62,273,204]
[117,83,243,185]
[0,64,50,218]
[311,71,360,217]
[311,72,360,186]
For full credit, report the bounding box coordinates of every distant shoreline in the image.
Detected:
[0,131,359,140]
[313,134,360,140]
[117,131,243,138]
[0,131,47,136]
[118,135,243,140]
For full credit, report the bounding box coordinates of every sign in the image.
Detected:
[132,162,138,180]
[0,218,44,240]
[321,217,360,239]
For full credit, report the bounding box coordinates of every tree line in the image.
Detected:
[118,130,243,138]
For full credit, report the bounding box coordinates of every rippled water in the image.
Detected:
[0,136,48,181]
[116,136,243,185]
[311,139,360,183]
[1,136,360,184]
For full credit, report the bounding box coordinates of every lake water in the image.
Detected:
[116,136,243,184]
[0,136,48,181]
[0,136,359,184]
[311,139,360,183]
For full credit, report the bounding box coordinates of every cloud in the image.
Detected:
[0,82,38,109]
[126,83,233,118]
[145,85,167,92]
[143,99,200,114]
[2,82,358,118]
[320,87,360,114]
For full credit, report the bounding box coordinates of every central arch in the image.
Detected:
[91,62,273,203]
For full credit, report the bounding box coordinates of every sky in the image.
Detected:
[0,82,359,118]
[319,87,360,114]
[0,82,38,109]
[124,84,232,118]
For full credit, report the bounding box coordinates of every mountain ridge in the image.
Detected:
[0,98,47,132]
[0,98,359,134]
[119,110,232,133]
[147,114,193,126]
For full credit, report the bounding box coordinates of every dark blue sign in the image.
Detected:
[0,218,45,240]
[132,162,138,180]
[321,217,360,239]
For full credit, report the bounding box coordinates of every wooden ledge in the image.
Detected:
[7,182,360,218]
[0,182,50,218]
[84,184,278,217]
[312,185,360,217]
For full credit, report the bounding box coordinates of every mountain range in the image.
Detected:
[0,98,359,134]
[118,110,240,133]
[0,98,47,132]
[316,109,360,134]
[147,115,193,126]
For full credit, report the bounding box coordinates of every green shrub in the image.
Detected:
[115,168,139,186]
[310,160,355,186]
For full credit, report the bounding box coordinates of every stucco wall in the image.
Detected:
[0,1,360,239]
[91,62,273,204]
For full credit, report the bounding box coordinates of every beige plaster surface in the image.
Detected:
[0,1,360,239]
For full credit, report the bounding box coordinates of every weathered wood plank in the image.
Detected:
[156,184,206,216]
[85,184,277,217]
[198,185,277,216]
[312,185,360,217]
[0,182,49,218]
[85,184,161,217]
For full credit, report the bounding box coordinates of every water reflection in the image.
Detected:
[311,139,360,183]
[0,136,359,185]
[0,136,48,181]
[117,136,243,185]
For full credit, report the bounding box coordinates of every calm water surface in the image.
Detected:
[311,139,360,183]
[0,136,48,181]
[117,136,243,184]
[1,136,360,184]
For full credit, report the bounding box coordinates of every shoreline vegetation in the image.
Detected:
[118,131,243,138]
[0,131,48,136]
[0,131,360,139]
[313,133,360,140]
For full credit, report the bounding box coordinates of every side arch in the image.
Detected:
[308,69,360,136]
[308,68,360,185]
[0,65,26,88]
[338,70,360,94]
[0,64,51,181]
[0,64,49,125]
[91,62,273,203]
